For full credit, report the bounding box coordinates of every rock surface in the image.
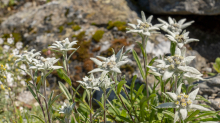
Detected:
[136,0,220,15]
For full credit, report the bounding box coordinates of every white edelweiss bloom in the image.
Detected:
[0,38,4,44]
[183,72,203,83]
[7,38,14,44]
[157,83,210,123]
[20,64,27,75]
[148,47,201,80]
[14,49,41,65]
[16,42,23,49]
[77,73,100,91]
[3,45,10,52]
[166,30,199,48]
[48,38,77,51]
[99,75,114,90]
[126,11,161,36]
[29,57,63,71]
[58,102,75,116]
[89,47,128,74]
[158,17,194,34]
[12,48,19,55]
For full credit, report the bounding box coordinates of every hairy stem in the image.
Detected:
[104,89,106,123]
[90,91,92,123]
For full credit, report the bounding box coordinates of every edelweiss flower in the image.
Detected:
[158,17,194,34]
[58,102,75,116]
[126,11,161,36]
[30,57,62,71]
[99,76,114,90]
[7,38,14,44]
[148,47,201,80]
[0,38,4,44]
[14,49,41,64]
[89,47,128,74]
[166,30,199,48]
[16,42,23,49]
[183,72,203,83]
[77,73,100,91]
[48,38,77,51]
[157,84,210,123]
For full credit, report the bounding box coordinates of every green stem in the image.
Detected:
[90,91,92,123]
[104,89,106,123]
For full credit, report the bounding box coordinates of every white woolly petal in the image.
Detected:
[156,102,176,108]
[178,18,186,25]
[174,111,179,123]
[143,31,151,36]
[149,26,159,31]
[137,19,143,25]
[90,58,102,66]
[188,88,199,101]
[157,18,168,25]
[166,92,177,101]
[190,104,210,111]
[177,66,201,74]
[185,39,199,44]
[162,70,174,80]
[167,35,177,42]
[141,11,147,22]
[116,46,124,62]
[127,23,136,29]
[180,108,188,120]
[175,47,181,56]
[52,66,63,69]
[96,56,107,61]
[168,17,174,24]
[181,21,194,29]
[117,61,128,67]
[184,56,196,65]
[176,83,183,95]
[111,67,121,73]
[88,68,105,73]
[146,15,153,23]
[177,43,184,48]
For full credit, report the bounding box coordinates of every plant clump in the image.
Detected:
[92,30,105,43]
[107,21,127,31]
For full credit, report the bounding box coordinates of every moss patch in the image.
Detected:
[72,25,81,31]
[92,30,105,43]
[107,21,127,31]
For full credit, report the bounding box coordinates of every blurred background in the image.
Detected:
[1,0,220,117]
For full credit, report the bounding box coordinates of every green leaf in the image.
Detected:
[56,69,72,85]
[68,46,80,61]
[139,94,156,120]
[31,114,44,123]
[58,81,72,101]
[130,75,137,100]
[146,56,158,75]
[116,115,132,123]
[185,110,200,122]
[117,80,127,95]
[213,57,220,73]
[27,85,38,103]
[132,84,145,105]
[162,110,175,118]
[107,99,120,115]
[132,50,145,79]
[48,93,62,110]
[170,42,176,56]
[94,99,104,110]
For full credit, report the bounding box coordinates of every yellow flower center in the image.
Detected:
[181,103,186,107]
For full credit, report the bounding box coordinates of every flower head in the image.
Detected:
[126,11,161,36]
[89,47,128,74]
[7,38,14,44]
[14,49,41,65]
[29,57,63,71]
[48,38,77,51]
[77,73,100,91]
[0,38,4,44]
[158,17,194,34]
[58,102,75,116]
[157,84,210,123]
[148,47,201,80]
[99,76,114,90]
[166,30,199,48]
[16,42,23,49]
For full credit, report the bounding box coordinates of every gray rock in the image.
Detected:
[137,0,220,15]
[194,74,220,96]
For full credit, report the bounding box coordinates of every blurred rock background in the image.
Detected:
[0,0,220,110]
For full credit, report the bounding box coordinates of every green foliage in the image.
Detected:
[107,21,127,31]
[213,57,220,73]
[92,30,105,43]
[72,25,81,31]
